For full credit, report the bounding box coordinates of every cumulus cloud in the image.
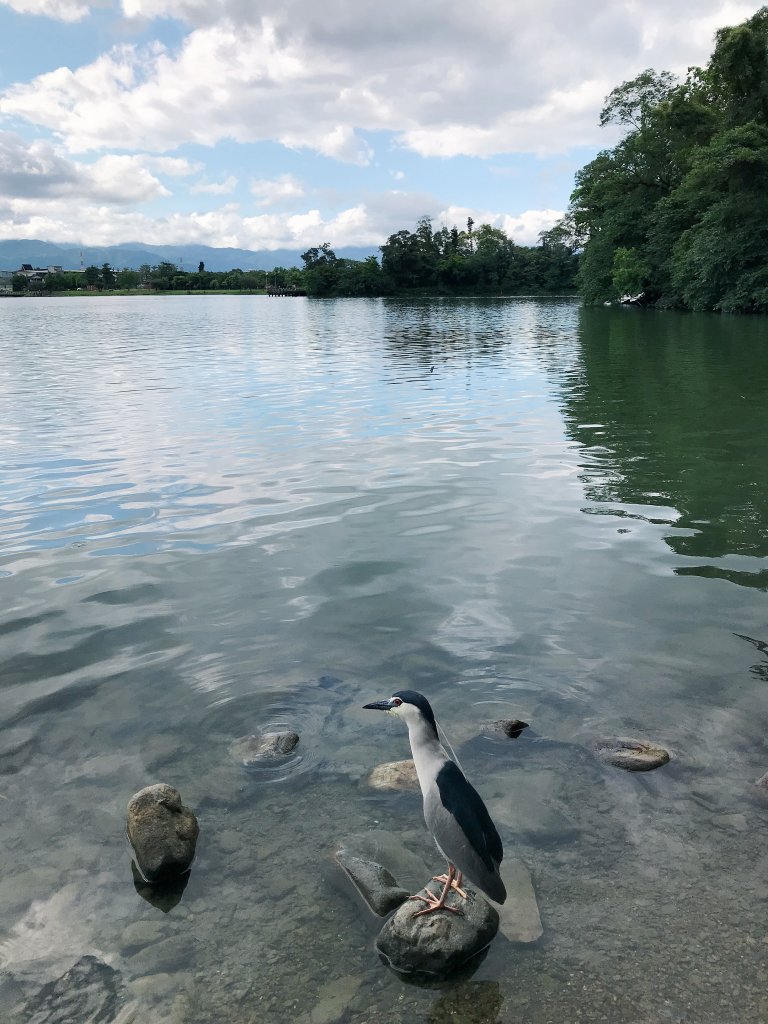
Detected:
[250,174,304,206]
[0,130,169,202]
[438,205,564,245]
[1,1,756,159]
[0,0,92,20]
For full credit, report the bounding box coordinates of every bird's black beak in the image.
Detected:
[363,699,392,711]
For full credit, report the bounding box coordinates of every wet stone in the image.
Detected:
[18,955,125,1024]
[376,881,499,977]
[368,759,419,791]
[126,783,199,882]
[481,719,529,740]
[335,848,410,916]
[593,736,671,772]
[229,731,300,767]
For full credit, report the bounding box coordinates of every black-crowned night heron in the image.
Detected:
[363,689,506,915]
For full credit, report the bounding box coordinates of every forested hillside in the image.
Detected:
[547,7,768,312]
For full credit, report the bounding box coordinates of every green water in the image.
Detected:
[0,296,766,1023]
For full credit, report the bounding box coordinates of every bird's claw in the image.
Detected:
[409,892,464,916]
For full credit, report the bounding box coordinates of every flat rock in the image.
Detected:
[18,955,125,1024]
[376,880,499,976]
[335,848,410,916]
[126,783,199,882]
[368,759,419,791]
[229,731,300,766]
[496,859,543,943]
[593,737,670,772]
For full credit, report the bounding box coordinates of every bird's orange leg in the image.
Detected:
[431,866,468,899]
[409,863,464,916]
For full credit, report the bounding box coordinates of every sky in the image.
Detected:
[0,0,759,252]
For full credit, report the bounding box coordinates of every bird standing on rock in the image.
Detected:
[363,689,506,914]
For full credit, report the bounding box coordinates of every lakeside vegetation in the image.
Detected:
[547,6,768,313]
[8,218,578,299]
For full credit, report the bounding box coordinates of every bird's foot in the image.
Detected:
[408,891,463,917]
[431,873,469,900]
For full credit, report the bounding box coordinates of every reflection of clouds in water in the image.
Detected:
[0,881,116,967]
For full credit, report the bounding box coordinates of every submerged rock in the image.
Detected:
[335,853,406,913]
[496,859,543,943]
[229,731,300,766]
[127,783,199,882]
[376,881,499,976]
[130,860,190,912]
[335,848,410,916]
[368,759,419,791]
[593,737,670,772]
[18,955,125,1024]
[481,719,529,740]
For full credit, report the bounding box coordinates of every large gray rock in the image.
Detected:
[18,956,125,1024]
[229,731,299,766]
[127,783,199,882]
[335,848,410,916]
[376,880,499,976]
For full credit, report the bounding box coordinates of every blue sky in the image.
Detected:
[0,0,758,251]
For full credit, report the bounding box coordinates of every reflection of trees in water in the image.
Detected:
[559,308,768,587]
[734,634,768,682]
[380,297,580,377]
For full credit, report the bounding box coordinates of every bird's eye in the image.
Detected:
[392,697,402,707]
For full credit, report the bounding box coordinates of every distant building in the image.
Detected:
[0,270,13,294]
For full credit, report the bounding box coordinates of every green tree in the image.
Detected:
[83,265,101,288]
[301,243,340,295]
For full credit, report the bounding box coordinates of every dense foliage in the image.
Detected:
[553,7,768,312]
[301,218,578,296]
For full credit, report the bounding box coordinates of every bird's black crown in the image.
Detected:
[392,690,439,738]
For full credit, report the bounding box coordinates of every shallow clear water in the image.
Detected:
[1,295,767,1023]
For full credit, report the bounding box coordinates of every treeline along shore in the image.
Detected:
[4,217,578,300]
[545,6,768,313]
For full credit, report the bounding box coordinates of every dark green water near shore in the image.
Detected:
[0,295,767,1023]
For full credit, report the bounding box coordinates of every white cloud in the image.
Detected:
[250,173,304,206]
[0,0,92,20]
[144,156,201,177]
[0,131,169,202]
[1,2,755,159]
[438,205,564,246]
[0,171,563,250]
[190,174,238,195]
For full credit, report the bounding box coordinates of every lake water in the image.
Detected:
[0,295,767,1023]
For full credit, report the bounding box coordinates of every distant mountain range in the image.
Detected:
[0,239,380,272]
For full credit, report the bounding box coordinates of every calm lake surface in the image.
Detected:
[1,295,767,1023]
